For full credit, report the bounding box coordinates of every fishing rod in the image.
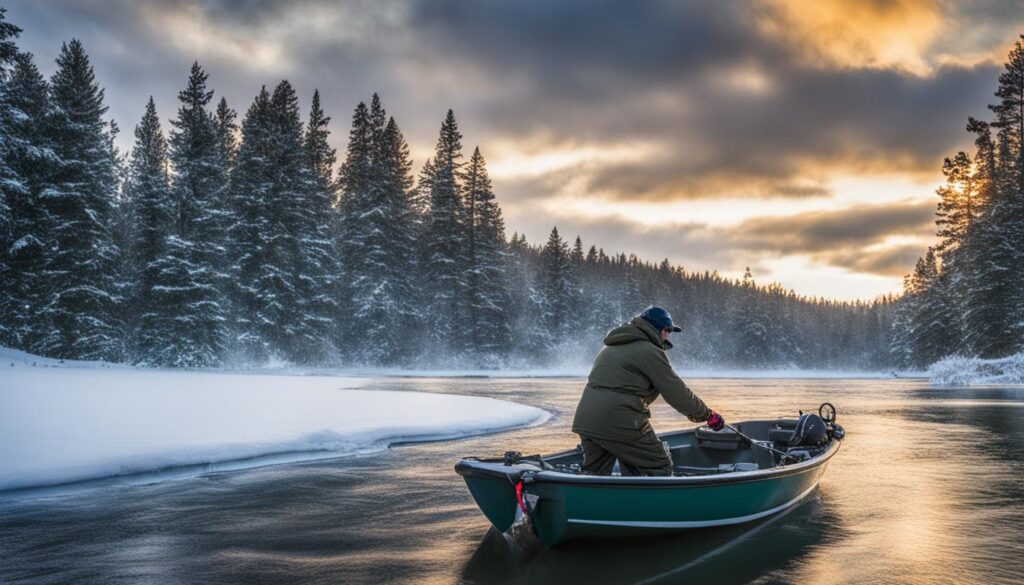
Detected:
[724,424,800,463]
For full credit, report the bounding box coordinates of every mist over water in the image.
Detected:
[1,377,1022,584]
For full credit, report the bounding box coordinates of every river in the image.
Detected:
[1,377,1022,584]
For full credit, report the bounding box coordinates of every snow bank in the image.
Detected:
[0,366,550,492]
[0,345,129,370]
[929,353,1024,386]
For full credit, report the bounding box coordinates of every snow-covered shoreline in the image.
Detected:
[0,347,924,380]
[0,353,551,493]
[929,353,1024,386]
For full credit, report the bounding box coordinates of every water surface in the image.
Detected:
[1,377,1022,584]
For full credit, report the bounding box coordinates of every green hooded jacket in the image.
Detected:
[571,316,712,442]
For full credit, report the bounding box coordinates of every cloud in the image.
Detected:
[508,198,936,280]
[3,0,1008,295]
[730,199,936,255]
[817,244,925,277]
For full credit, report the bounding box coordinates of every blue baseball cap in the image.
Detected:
[641,306,681,333]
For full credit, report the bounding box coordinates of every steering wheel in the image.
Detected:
[819,402,836,423]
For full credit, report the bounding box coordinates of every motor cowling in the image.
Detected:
[790,413,829,447]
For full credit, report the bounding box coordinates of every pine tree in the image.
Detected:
[293,88,340,362]
[336,96,421,363]
[227,81,322,363]
[227,87,274,360]
[214,96,238,169]
[0,9,24,346]
[167,62,228,365]
[935,151,977,255]
[335,100,373,358]
[463,147,511,360]
[961,118,1002,356]
[35,40,121,360]
[1,51,52,349]
[411,157,434,218]
[732,268,772,366]
[969,37,1024,356]
[537,226,572,352]
[124,98,194,365]
[422,109,468,351]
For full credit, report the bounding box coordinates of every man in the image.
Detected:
[571,306,724,476]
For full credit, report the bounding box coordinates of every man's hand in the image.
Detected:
[706,411,725,432]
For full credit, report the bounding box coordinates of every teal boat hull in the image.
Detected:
[455,419,840,547]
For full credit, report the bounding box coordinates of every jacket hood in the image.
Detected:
[603,316,672,350]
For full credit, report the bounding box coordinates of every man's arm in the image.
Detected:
[638,347,712,422]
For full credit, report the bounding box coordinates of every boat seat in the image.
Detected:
[695,427,743,450]
[769,428,796,444]
[769,420,799,445]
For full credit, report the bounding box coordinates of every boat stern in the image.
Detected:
[454,459,527,533]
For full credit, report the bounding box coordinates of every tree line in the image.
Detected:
[892,37,1024,369]
[0,10,894,369]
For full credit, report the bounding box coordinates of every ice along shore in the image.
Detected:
[0,349,551,492]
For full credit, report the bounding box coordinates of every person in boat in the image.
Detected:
[571,306,724,476]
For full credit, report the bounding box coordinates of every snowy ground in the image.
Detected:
[929,353,1024,386]
[0,350,550,492]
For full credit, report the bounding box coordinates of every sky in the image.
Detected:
[4,0,1022,300]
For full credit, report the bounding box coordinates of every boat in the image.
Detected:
[455,403,845,547]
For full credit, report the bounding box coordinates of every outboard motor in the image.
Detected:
[790,413,829,448]
[785,412,830,461]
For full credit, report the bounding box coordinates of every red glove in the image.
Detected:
[706,411,725,432]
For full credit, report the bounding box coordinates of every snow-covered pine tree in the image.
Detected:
[125,98,195,366]
[565,235,584,319]
[463,147,511,361]
[411,157,434,218]
[35,40,121,360]
[926,151,976,351]
[167,63,229,365]
[422,110,468,353]
[226,81,320,363]
[212,96,239,306]
[337,95,421,363]
[935,152,978,256]
[961,118,1002,356]
[897,248,959,367]
[227,87,275,361]
[376,116,424,360]
[0,7,17,70]
[1,51,53,350]
[264,80,316,361]
[292,88,340,363]
[0,9,23,346]
[335,100,373,359]
[214,96,238,169]
[969,37,1024,357]
[506,231,544,360]
[537,226,572,353]
[730,268,772,366]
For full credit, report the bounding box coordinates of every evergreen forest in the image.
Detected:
[7,9,997,372]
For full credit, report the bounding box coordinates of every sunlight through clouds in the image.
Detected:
[6,0,1016,300]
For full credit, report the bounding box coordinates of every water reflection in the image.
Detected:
[462,493,840,585]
